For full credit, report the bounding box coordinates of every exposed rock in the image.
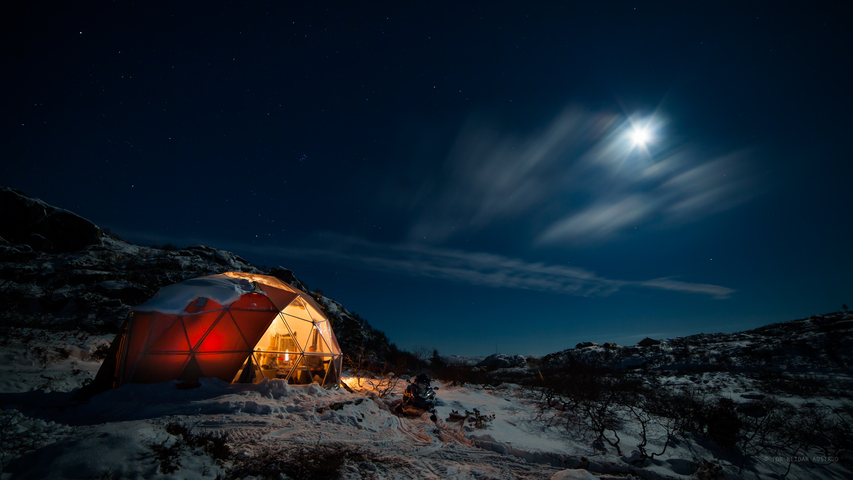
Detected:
[540,311,853,374]
[94,280,152,306]
[0,186,102,253]
[637,337,661,347]
[476,353,527,370]
[576,342,599,349]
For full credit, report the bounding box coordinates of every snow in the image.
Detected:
[133,275,258,314]
[2,315,853,479]
[550,470,598,480]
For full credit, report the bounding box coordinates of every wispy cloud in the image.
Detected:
[639,278,734,299]
[537,195,654,243]
[110,226,735,299]
[238,235,735,299]
[405,107,756,246]
[407,109,618,243]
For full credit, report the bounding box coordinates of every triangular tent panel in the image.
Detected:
[79,272,343,399]
[184,312,223,350]
[148,318,191,353]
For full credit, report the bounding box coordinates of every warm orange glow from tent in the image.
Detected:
[100,273,343,390]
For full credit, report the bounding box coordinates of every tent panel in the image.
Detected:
[231,310,278,349]
[257,351,298,381]
[283,297,311,322]
[254,314,302,355]
[256,285,299,312]
[332,355,342,384]
[302,302,325,323]
[131,354,190,383]
[328,329,343,355]
[142,313,180,351]
[290,353,332,385]
[306,325,333,355]
[123,312,155,378]
[284,317,314,351]
[183,311,223,349]
[147,316,191,353]
[184,297,224,314]
[233,353,265,383]
[195,352,249,381]
[314,321,338,354]
[230,292,277,311]
[224,271,300,296]
[286,356,310,384]
[196,313,249,353]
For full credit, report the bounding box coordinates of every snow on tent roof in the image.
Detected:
[132,275,257,314]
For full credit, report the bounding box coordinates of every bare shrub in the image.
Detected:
[0,409,49,476]
[706,398,741,451]
[626,401,677,464]
[344,348,404,398]
[145,422,231,474]
[164,423,230,461]
[736,399,853,476]
[226,442,367,480]
[88,343,111,361]
[531,365,640,455]
[449,408,495,429]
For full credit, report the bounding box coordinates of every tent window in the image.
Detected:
[195,297,208,308]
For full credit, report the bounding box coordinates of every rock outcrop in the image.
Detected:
[0,186,102,253]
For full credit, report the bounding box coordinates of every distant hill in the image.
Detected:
[539,311,853,375]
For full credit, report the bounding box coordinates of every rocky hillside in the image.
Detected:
[0,185,396,363]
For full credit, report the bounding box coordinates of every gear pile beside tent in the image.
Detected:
[80,272,342,398]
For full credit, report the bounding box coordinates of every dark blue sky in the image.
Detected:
[4,2,851,355]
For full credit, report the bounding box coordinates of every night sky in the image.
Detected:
[4,2,851,356]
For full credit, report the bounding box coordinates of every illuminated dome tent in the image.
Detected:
[87,272,342,393]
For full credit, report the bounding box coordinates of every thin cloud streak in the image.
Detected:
[407,108,617,243]
[238,236,735,299]
[109,229,735,299]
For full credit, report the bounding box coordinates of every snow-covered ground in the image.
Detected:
[2,327,851,479]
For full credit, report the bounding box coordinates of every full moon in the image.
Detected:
[631,128,651,146]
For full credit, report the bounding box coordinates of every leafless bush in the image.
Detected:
[736,399,853,476]
[0,409,49,476]
[532,368,636,455]
[226,442,368,480]
[344,348,404,398]
[88,343,111,361]
[447,408,495,429]
[145,422,231,475]
[627,400,677,464]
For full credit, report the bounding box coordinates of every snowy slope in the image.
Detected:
[2,321,852,479]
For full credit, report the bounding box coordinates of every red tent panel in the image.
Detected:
[196,352,248,380]
[123,313,154,375]
[230,310,278,348]
[132,354,190,383]
[183,311,223,349]
[148,317,191,352]
[184,298,224,314]
[197,313,249,353]
[230,292,277,311]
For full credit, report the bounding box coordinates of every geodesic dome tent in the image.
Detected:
[82,272,342,396]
